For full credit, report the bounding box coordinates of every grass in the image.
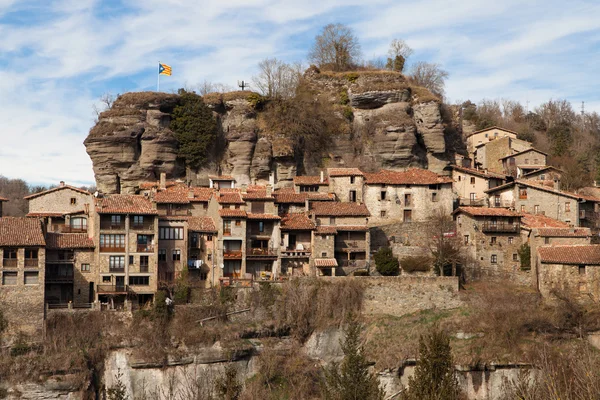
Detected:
[112,92,179,108]
[202,90,261,105]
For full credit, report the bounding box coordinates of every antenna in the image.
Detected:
[237,80,249,91]
[581,101,585,116]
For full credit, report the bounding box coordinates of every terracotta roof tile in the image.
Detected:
[154,185,214,204]
[335,225,369,231]
[486,180,583,200]
[311,202,370,217]
[536,228,591,237]
[521,213,569,228]
[218,209,247,218]
[281,214,316,231]
[293,176,329,185]
[454,207,521,218]
[316,226,338,234]
[27,212,66,218]
[96,195,157,215]
[242,188,274,201]
[246,213,281,220]
[538,245,600,265]
[217,191,245,204]
[315,258,338,267]
[188,216,217,232]
[327,168,364,177]
[273,190,334,203]
[0,217,45,246]
[451,166,506,180]
[24,185,91,200]
[365,168,453,185]
[499,147,548,160]
[465,126,519,139]
[46,233,94,249]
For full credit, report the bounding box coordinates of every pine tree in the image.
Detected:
[323,318,385,400]
[106,368,128,400]
[374,247,399,276]
[402,327,461,400]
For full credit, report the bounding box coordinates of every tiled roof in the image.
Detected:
[486,180,582,200]
[315,258,338,267]
[24,185,91,200]
[327,168,364,177]
[465,126,519,139]
[188,216,217,232]
[536,228,591,237]
[27,212,66,218]
[217,191,245,204]
[218,209,247,218]
[454,207,521,218]
[451,166,506,180]
[522,166,563,177]
[154,185,214,204]
[0,217,45,246]
[538,245,600,265]
[281,213,316,231]
[316,226,338,234]
[46,233,94,249]
[247,213,281,220]
[96,195,157,215]
[273,190,334,204]
[311,202,370,217]
[293,176,329,185]
[521,213,569,228]
[336,225,369,232]
[242,189,274,201]
[364,168,453,185]
[499,147,548,160]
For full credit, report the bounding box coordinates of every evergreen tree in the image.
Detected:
[170,89,218,170]
[402,327,461,400]
[215,363,242,400]
[106,369,128,400]
[323,318,384,400]
[374,247,400,276]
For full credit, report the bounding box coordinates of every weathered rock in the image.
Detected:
[349,89,411,109]
[413,101,446,154]
[250,137,272,182]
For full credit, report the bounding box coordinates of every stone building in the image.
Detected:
[536,245,600,300]
[0,196,7,217]
[474,135,531,173]
[521,166,562,184]
[327,168,365,203]
[465,126,518,156]
[499,148,548,177]
[454,207,526,283]
[187,216,217,285]
[273,189,334,216]
[363,169,453,224]
[280,213,315,276]
[0,217,46,337]
[94,195,159,306]
[487,180,585,226]
[293,173,329,193]
[310,202,370,275]
[449,166,506,207]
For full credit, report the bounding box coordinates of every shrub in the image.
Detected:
[215,363,242,400]
[105,368,128,400]
[342,106,354,121]
[345,72,359,83]
[174,268,190,304]
[518,244,531,270]
[374,247,399,276]
[400,255,432,273]
[247,92,267,110]
[153,290,171,320]
[339,89,350,105]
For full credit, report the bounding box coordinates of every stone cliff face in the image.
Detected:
[85,71,454,194]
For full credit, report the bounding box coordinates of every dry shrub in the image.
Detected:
[98,107,144,119]
[275,278,364,341]
[410,85,441,104]
[112,92,179,108]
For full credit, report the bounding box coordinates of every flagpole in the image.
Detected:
[157,62,160,92]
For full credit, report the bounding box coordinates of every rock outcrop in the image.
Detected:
[84,70,454,193]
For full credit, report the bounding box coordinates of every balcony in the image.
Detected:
[335,240,367,251]
[157,209,192,217]
[100,222,125,231]
[139,264,149,273]
[338,260,367,268]
[131,222,155,231]
[281,247,311,258]
[60,226,87,233]
[2,259,17,268]
[100,246,126,253]
[97,284,128,294]
[24,259,38,267]
[109,267,125,273]
[223,250,243,259]
[247,247,277,259]
[46,273,74,283]
[136,244,154,253]
[481,222,520,233]
[459,198,486,207]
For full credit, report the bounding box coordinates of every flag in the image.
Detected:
[159,63,172,76]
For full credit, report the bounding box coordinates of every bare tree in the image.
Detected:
[386,38,413,72]
[535,99,576,130]
[196,79,233,96]
[408,62,449,98]
[425,207,464,277]
[308,23,361,71]
[92,92,117,121]
[252,58,302,99]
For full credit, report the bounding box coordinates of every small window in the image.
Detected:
[470,177,475,185]
[172,249,181,261]
[513,253,518,262]
[349,190,357,202]
[129,276,149,286]
[540,174,546,180]
[70,197,77,205]
[207,234,213,241]
[81,263,90,272]
[350,176,355,184]
[207,254,212,261]
[534,205,540,214]
[109,256,125,269]
[102,276,111,283]
[330,217,336,225]
[380,191,387,200]
[259,221,264,232]
[25,249,38,259]
[491,255,497,264]
[380,210,386,218]
[321,252,327,257]
[520,205,526,212]
[579,265,586,275]
[158,249,166,261]
[203,203,208,210]
[458,176,462,181]
[235,220,241,226]
[403,210,412,223]
[432,192,438,202]
[491,237,497,244]
[464,235,469,245]
[544,237,550,245]
[2,271,17,285]
[129,255,134,265]
[24,271,39,285]
[508,237,514,244]
[565,202,571,212]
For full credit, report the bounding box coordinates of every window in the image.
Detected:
[100,234,125,250]
[172,249,181,261]
[540,174,546,180]
[158,249,166,261]
[580,210,586,219]
[404,193,412,206]
[524,159,529,164]
[129,276,149,286]
[207,234,213,241]
[223,221,232,235]
[350,176,355,184]
[508,237,514,244]
[321,252,327,257]
[432,192,438,202]
[258,221,265,232]
[2,271,17,285]
[520,205,526,212]
[579,265,586,275]
[349,190,357,202]
[132,215,145,228]
[470,177,475,185]
[235,220,241,226]
[381,211,386,218]
[491,255,497,264]
[3,248,17,260]
[565,202,571,212]
[330,217,336,225]
[403,209,412,222]
[207,254,212,261]
[203,203,208,210]
[81,263,90,272]
[494,195,500,206]
[534,205,539,214]
[458,176,462,181]
[129,255,134,265]
[464,235,469,245]
[102,276,111,283]
[159,227,184,240]
[491,237,497,244]
[513,253,518,261]
[71,217,87,230]
[24,271,38,285]
[111,215,122,225]
[70,197,77,205]
[140,256,149,272]
[519,188,528,199]
[544,237,550,245]
[25,249,37,259]
[109,256,125,270]
[380,191,387,200]
[235,205,241,209]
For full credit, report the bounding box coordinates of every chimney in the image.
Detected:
[554,179,560,191]
[59,181,65,187]
[269,173,275,186]
[320,171,324,183]
[160,173,166,190]
[305,198,310,212]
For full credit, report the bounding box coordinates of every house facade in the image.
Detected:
[450,166,506,207]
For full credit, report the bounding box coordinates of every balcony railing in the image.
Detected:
[60,226,87,233]
[100,246,126,253]
[46,273,74,283]
[157,209,192,217]
[481,222,520,233]
[2,259,17,268]
[247,247,277,258]
[131,223,154,230]
[24,259,38,267]
[140,264,149,273]
[109,267,125,273]
[223,250,243,259]
[459,198,486,207]
[136,244,154,253]
[335,240,367,250]
[100,222,125,230]
[97,284,128,294]
[281,247,311,258]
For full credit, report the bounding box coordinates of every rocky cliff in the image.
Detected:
[85,70,455,194]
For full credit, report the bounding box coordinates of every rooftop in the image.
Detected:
[538,245,600,265]
[187,216,217,232]
[46,233,94,249]
[281,213,316,231]
[327,168,364,177]
[521,213,569,229]
[364,168,453,185]
[154,185,213,204]
[273,189,334,204]
[0,196,8,202]
[24,184,91,200]
[217,191,245,204]
[293,175,329,185]
[450,165,506,180]
[0,217,45,246]
[454,207,521,218]
[536,228,591,238]
[96,195,157,215]
[311,202,370,217]
[499,147,548,160]
[247,213,281,220]
[314,258,338,267]
[465,126,519,139]
[218,209,247,218]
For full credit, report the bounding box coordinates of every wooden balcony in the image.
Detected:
[335,240,367,251]
[24,259,39,267]
[97,284,128,294]
[131,222,155,231]
[481,222,520,233]
[223,250,243,259]
[60,226,87,233]
[459,198,486,207]
[158,209,192,217]
[109,267,125,273]
[281,247,311,258]
[100,222,125,231]
[136,244,154,253]
[247,247,278,259]
[100,246,126,253]
[2,259,17,268]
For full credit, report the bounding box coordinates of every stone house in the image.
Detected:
[0,217,46,337]
[537,245,600,300]
[499,148,548,177]
[209,175,236,190]
[474,135,531,173]
[521,166,562,184]
[486,180,585,226]
[273,189,334,216]
[327,168,365,203]
[453,207,526,283]
[449,166,506,207]
[466,126,518,157]
[186,216,217,285]
[293,173,329,193]
[94,195,159,307]
[0,196,7,216]
[363,169,453,224]
[280,213,316,276]
[310,202,371,275]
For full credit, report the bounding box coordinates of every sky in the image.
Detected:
[1,0,599,186]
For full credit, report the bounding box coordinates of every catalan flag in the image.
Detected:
[158,63,172,76]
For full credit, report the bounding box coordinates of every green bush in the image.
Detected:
[345,72,359,83]
[247,92,267,110]
[174,268,190,304]
[518,244,531,270]
[342,106,354,121]
[401,256,432,273]
[339,89,350,105]
[374,247,400,276]
[153,290,170,320]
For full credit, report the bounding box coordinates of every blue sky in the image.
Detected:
[1,0,599,186]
